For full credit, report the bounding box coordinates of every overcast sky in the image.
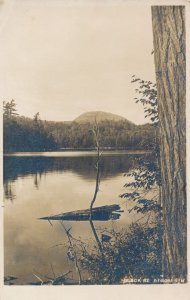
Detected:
[0,0,156,124]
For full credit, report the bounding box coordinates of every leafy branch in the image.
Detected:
[120,76,161,215]
[131,75,158,124]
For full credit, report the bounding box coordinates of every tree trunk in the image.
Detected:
[151,6,186,280]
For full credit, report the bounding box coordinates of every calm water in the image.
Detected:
[3,151,153,285]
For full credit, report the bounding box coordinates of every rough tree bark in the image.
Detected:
[151,6,186,279]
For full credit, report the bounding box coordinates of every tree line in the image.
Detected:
[3,100,157,152]
[3,100,57,152]
[3,6,186,283]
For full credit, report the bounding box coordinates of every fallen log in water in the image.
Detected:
[39,204,123,221]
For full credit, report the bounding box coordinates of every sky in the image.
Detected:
[0,0,156,124]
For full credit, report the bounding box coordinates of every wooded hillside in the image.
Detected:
[3,107,156,152]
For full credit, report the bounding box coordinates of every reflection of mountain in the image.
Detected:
[4,153,151,182]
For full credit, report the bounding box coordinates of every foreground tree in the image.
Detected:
[151,6,186,279]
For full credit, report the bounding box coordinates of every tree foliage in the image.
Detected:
[3,100,157,152]
[76,223,162,284]
[120,76,161,216]
[3,102,57,152]
[3,99,18,119]
[131,76,158,124]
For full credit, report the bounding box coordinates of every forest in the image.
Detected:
[3,5,187,286]
[3,100,157,152]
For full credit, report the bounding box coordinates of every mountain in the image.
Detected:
[73,111,134,125]
[3,111,156,152]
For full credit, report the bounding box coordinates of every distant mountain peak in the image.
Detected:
[73,111,134,124]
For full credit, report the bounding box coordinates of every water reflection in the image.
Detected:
[3,181,16,201]
[4,152,147,201]
[4,151,153,284]
[4,153,143,181]
[39,204,122,221]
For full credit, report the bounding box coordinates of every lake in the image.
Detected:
[3,150,155,285]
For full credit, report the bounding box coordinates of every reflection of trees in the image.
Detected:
[4,153,151,183]
[3,173,42,201]
[3,181,16,201]
[34,173,42,189]
[4,156,51,182]
[89,220,103,254]
[32,140,161,285]
[3,153,153,202]
[89,122,105,255]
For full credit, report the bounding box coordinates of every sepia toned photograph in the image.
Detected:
[1,0,187,288]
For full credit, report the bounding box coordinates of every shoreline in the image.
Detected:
[3,149,152,157]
